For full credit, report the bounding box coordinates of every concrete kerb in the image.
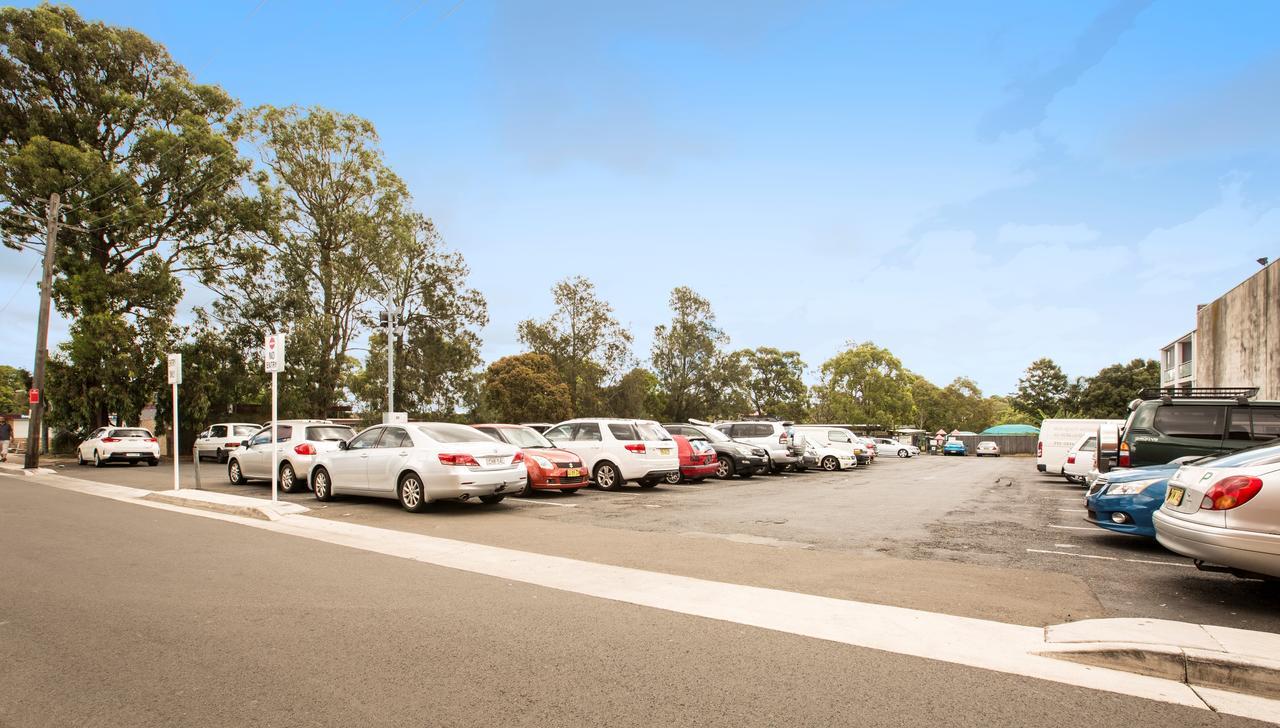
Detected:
[1040,618,1280,700]
[141,489,309,521]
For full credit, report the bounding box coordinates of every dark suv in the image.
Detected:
[1118,388,1280,468]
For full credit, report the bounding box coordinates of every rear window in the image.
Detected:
[1079,437,1097,452]
[306,426,354,442]
[111,429,151,438]
[608,423,639,440]
[232,425,259,437]
[637,423,669,441]
[1152,405,1226,440]
[417,423,489,443]
[1229,407,1280,442]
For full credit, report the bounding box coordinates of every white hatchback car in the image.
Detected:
[544,418,679,490]
[193,422,261,463]
[1063,433,1097,484]
[227,420,356,493]
[311,422,527,511]
[805,441,857,471]
[77,426,160,467]
[875,437,919,458]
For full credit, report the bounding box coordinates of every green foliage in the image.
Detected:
[812,342,913,427]
[152,318,265,451]
[1076,358,1160,419]
[736,347,808,421]
[602,367,665,420]
[517,276,633,415]
[478,353,572,424]
[651,286,726,421]
[1011,357,1071,421]
[0,364,30,414]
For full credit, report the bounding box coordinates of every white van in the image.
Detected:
[1036,418,1123,477]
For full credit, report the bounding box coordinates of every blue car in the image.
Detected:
[1084,463,1181,537]
[943,440,967,456]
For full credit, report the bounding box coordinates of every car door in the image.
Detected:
[203,425,226,457]
[328,427,384,491]
[240,428,272,476]
[365,427,412,494]
[1147,405,1228,463]
[569,423,605,469]
[82,428,105,459]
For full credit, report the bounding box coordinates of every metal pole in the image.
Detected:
[386,305,395,414]
[172,381,179,490]
[271,370,278,502]
[25,193,59,470]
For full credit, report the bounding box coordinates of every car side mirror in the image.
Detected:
[338,441,349,450]
[240,439,249,447]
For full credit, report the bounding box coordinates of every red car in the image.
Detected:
[665,435,720,484]
[472,424,589,495]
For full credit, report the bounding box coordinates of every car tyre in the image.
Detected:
[215,448,226,464]
[520,476,536,497]
[479,494,505,505]
[147,459,158,467]
[715,457,735,479]
[93,450,103,468]
[821,456,839,471]
[898,448,909,458]
[228,458,247,485]
[279,461,300,493]
[639,480,658,489]
[312,467,334,502]
[593,461,623,491]
[663,471,682,485]
[398,473,428,512]
[76,449,85,466]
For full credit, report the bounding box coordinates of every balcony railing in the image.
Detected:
[1163,369,1174,382]
[1178,361,1192,378]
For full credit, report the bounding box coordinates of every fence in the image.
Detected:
[930,434,1037,455]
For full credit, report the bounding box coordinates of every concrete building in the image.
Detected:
[1159,331,1196,392]
[1168,259,1278,399]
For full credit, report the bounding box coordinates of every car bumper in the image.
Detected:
[620,458,679,480]
[736,455,767,470]
[680,462,720,479]
[530,466,589,489]
[1153,510,1280,578]
[104,449,160,461]
[1037,463,1047,472]
[426,468,527,501]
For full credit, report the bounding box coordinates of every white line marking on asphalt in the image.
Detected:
[1026,549,1116,561]
[1053,544,1078,549]
[13,472,1280,725]
[1047,524,1097,531]
[505,498,577,508]
[1057,508,1085,512]
[1124,558,1195,568]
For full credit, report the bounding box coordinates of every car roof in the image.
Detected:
[557,418,659,424]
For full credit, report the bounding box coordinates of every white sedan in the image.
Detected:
[805,442,857,471]
[77,427,160,467]
[976,441,1001,457]
[310,422,527,511]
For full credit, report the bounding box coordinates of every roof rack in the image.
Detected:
[1137,387,1259,401]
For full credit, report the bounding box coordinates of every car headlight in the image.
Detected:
[531,455,554,469]
[1106,478,1163,495]
[737,445,755,457]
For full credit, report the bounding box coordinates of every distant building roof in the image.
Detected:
[980,424,1041,435]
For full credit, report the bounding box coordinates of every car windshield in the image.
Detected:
[501,427,553,448]
[637,423,670,441]
[417,423,489,443]
[232,425,259,437]
[1197,440,1280,469]
[306,426,355,442]
[111,429,150,438]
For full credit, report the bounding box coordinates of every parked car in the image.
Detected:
[1154,440,1280,579]
[858,437,878,462]
[76,427,160,467]
[193,422,260,463]
[521,422,555,434]
[664,435,719,484]
[227,420,355,493]
[796,426,867,465]
[975,441,1000,457]
[664,422,768,479]
[472,423,588,495]
[543,418,679,490]
[1085,461,1193,538]
[805,440,857,471]
[1063,434,1097,484]
[1117,389,1280,469]
[1037,418,1125,475]
[713,420,806,473]
[943,438,967,456]
[874,437,918,458]
[311,422,526,511]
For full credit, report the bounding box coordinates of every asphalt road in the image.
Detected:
[0,478,1265,728]
[48,453,1280,633]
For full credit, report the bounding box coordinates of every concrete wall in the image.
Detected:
[1196,260,1279,399]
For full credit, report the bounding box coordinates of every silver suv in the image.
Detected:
[713,420,807,473]
[227,419,356,493]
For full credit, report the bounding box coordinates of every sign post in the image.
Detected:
[167,353,182,491]
[264,332,286,502]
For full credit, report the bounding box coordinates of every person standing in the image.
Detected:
[0,417,12,463]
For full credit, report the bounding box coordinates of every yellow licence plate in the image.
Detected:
[658,448,671,455]
[1166,486,1185,507]
[566,468,581,478]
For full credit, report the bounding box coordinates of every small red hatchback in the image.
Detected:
[472,424,588,495]
[667,435,719,484]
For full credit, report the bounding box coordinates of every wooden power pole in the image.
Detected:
[24,193,76,470]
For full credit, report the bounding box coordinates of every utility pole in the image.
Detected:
[379,303,406,423]
[25,194,65,469]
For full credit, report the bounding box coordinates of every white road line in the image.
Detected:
[1124,558,1195,568]
[505,498,578,508]
[13,473,1280,725]
[1057,508,1085,512]
[1053,544,1079,549]
[1026,549,1116,561]
[1047,524,1097,531]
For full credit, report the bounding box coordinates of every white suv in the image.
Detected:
[227,420,356,493]
[543,418,679,490]
[714,421,806,473]
[193,422,261,463]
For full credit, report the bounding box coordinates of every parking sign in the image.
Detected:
[167,353,182,385]
[264,332,286,373]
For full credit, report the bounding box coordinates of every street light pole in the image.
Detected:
[386,303,396,415]
[25,193,61,470]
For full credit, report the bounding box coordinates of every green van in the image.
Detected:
[1118,388,1280,468]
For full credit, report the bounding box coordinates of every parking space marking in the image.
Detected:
[1124,558,1195,568]
[505,498,578,508]
[1027,549,1116,560]
[1057,508,1084,512]
[1046,524,1096,531]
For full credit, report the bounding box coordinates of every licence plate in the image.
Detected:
[485,456,503,466]
[126,452,141,457]
[658,448,671,455]
[1166,486,1185,507]
[567,468,581,478]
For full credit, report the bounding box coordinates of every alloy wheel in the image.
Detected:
[822,456,838,471]
[664,471,682,485]
[400,476,424,511]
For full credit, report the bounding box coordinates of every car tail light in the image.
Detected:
[1118,441,1130,468]
[1067,454,1076,464]
[226,441,241,448]
[778,432,788,444]
[1201,476,1263,511]
[294,443,317,455]
[102,437,120,443]
[1037,441,1043,458]
[624,443,646,454]
[512,451,524,464]
[146,438,158,443]
[439,453,481,467]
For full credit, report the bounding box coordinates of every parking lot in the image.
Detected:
[51,452,1279,633]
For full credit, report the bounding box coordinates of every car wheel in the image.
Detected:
[398,473,428,512]
[147,459,158,467]
[93,450,103,468]
[76,449,85,466]
[898,449,909,458]
[739,469,754,479]
[821,456,839,471]
[559,488,579,495]
[279,461,300,493]
[479,494,505,505]
[593,462,623,491]
[664,471,682,485]
[312,467,334,502]
[215,448,225,464]
[715,457,735,479]
[520,476,536,497]
[228,459,246,485]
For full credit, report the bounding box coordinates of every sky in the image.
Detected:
[2,0,1278,396]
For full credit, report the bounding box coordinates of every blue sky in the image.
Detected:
[2,0,1278,396]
